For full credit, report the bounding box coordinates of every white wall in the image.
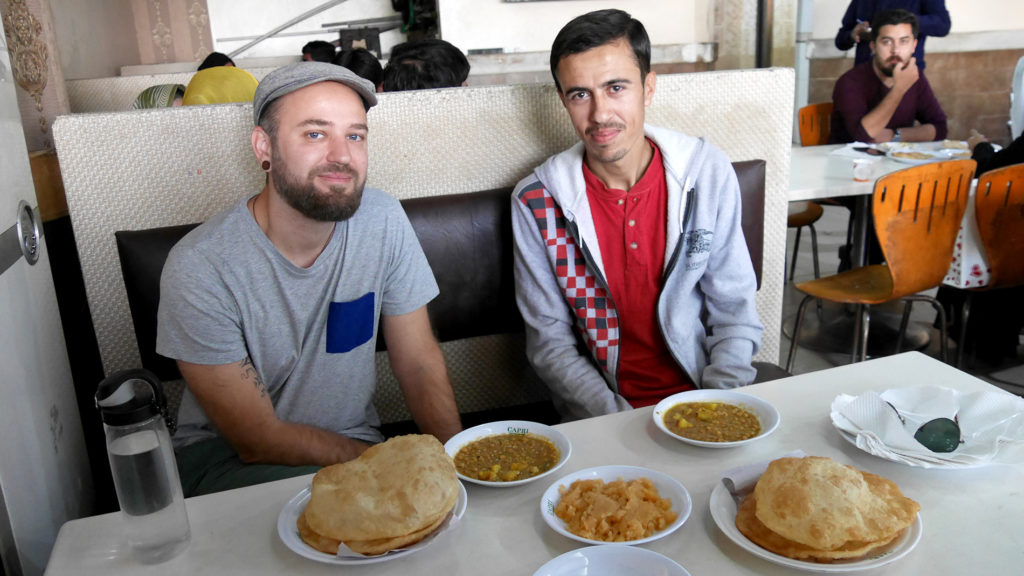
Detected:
[439,0,712,54]
[812,0,1024,40]
[208,0,404,59]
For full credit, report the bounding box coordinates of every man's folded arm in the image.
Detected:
[177,358,370,466]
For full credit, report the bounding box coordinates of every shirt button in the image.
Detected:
[628,219,636,227]
[630,242,638,250]
[617,199,625,206]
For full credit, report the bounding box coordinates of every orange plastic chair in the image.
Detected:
[798,102,833,146]
[787,159,977,371]
[956,163,1024,366]
[788,103,835,281]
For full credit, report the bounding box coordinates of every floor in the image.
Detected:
[782,203,1024,397]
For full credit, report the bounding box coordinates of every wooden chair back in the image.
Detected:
[798,102,833,146]
[975,163,1024,288]
[873,159,976,298]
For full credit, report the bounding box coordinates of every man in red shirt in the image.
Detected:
[511,9,763,419]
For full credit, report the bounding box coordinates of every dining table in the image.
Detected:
[786,144,988,357]
[44,352,1024,575]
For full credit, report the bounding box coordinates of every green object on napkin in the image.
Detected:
[914,418,962,453]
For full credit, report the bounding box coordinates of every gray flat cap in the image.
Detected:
[252,61,377,125]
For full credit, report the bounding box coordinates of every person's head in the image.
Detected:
[334,48,384,91]
[197,51,235,71]
[182,67,258,105]
[549,10,656,169]
[302,40,337,63]
[131,84,186,109]
[252,62,378,222]
[549,9,651,94]
[870,9,919,77]
[381,39,470,92]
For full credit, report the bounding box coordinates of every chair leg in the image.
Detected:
[852,304,871,363]
[786,295,815,373]
[809,223,820,280]
[789,226,803,282]
[900,294,950,364]
[957,292,974,369]
[896,300,913,353]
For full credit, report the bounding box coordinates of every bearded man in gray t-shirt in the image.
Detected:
[157,62,462,497]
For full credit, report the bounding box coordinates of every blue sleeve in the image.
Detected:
[917,0,951,38]
[835,1,860,51]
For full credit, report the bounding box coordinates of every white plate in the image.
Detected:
[652,390,781,448]
[277,482,467,565]
[540,465,692,546]
[533,545,691,576]
[444,420,571,487]
[708,481,922,573]
[833,427,988,469]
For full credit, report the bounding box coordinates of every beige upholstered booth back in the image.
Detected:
[54,69,793,423]
[66,68,277,113]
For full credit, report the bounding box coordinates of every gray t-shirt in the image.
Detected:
[157,189,439,448]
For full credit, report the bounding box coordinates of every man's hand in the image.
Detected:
[968,129,988,151]
[851,21,871,43]
[891,56,919,95]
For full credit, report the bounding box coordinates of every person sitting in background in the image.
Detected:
[182,66,259,106]
[334,48,384,92]
[302,40,337,63]
[830,9,947,144]
[382,39,470,92]
[835,0,949,71]
[131,84,185,109]
[198,51,235,71]
[968,128,1024,175]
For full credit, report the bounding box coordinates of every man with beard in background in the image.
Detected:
[830,9,946,144]
[157,62,461,496]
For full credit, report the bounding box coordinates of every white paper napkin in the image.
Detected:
[830,386,1024,468]
[829,142,879,159]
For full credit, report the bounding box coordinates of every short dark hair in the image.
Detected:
[870,9,919,42]
[197,51,235,71]
[549,9,651,93]
[382,39,470,92]
[334,48,384,88]
[302,40,337,63]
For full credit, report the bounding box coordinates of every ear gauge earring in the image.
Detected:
[261,160,271,171]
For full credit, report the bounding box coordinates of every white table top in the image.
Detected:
[789,144,907,202]
[45,352,1024,575]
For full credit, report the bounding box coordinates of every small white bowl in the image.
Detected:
[444,420,571,487]
[540,465,692,546]
[533,544,691,576]
[652,389,780,448]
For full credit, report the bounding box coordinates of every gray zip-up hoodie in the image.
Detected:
[511,124,763,420]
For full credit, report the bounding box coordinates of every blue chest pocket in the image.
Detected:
[326,292,375,353]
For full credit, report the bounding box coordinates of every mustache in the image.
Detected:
[310,163,358,178]
[585,122,626,136]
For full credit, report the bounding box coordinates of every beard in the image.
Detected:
[585,122,629,164]
[876,56,903,78]
[270,147,365,222]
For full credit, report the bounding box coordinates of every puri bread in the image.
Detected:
[736,491,903,561]
[753,457,919,551]
[304,434,459,543]
[344,510,450,555]
[297,509,341,555]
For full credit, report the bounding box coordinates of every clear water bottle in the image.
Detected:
[96,369,190,564]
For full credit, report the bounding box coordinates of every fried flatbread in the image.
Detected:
[736,491,904,561]
[753,457,919,551]
[303,435,459,545]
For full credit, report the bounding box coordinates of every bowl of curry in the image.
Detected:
[652,390,780,448]
[444,421,571,487]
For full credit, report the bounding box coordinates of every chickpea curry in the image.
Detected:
[454,433,560,482]
[662,401,761,442]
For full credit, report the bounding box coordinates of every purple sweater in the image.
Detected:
[829,61,947,144]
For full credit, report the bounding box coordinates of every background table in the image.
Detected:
[45,352,1024,575]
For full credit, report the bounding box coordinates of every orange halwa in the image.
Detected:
[554,477,676,542]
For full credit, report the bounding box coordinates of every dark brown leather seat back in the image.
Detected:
[115,160,770,383]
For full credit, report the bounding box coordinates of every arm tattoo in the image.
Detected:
[239,357,267,398]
